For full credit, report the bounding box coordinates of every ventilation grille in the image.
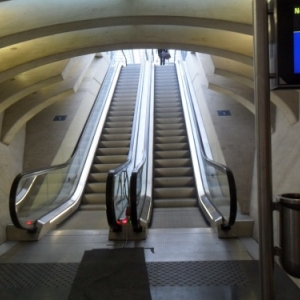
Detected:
[146,261,250,286]
[0,263,79,288]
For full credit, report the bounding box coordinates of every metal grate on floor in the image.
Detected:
[151,208,209,228]
[146,261,251,286]
[0,263,79,288]
[0,261,251,289]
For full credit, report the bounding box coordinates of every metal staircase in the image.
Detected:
[152,65,206,227]
[81,65,140,211]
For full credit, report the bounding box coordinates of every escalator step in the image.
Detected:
[154,158,192,168]
[153,198,198,208]
[153,176,195,187]
[88,173,108,182]
[85,182,106,193]
[94,155,128,164]
[154,187,197,198]
[154,150,191,159]
[155,129,187,137]
[154,136,188,143]
[82,193,106,205]
[153,167,194,177]
[154,142,189,151]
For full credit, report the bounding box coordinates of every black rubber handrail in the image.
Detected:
[9,159,75,229]
[198,133,237,229]
[106,161,131,232]
[130,158,147,231]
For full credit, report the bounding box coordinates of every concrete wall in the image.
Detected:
[0,127,25,244]
[0,54,110,245]
[24,54,110,170]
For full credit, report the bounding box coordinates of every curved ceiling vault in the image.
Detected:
[0,0,296,144]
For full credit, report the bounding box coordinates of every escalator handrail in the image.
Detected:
[9,60,123,230]
[106,62,147,231]
[199,139,237,228]
[176,61,237,229]
[130,62,153,230]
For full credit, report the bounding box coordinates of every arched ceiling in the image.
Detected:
[0,0,297,144]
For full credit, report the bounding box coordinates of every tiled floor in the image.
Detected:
[0,217,299,299]
[0,227,257,264]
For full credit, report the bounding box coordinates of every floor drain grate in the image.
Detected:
[0,263,79,288]
[146,261,251,286]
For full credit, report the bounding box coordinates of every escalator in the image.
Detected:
[151,65,209,228]
[8,56,236,241]
[81,65,140,212]
[130,60,237,237]
[8,62,143,239]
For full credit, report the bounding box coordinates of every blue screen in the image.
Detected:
[294,32,300,73]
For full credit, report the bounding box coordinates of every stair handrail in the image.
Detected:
[106,62,149,231]
[176,60,237,229]
[9,60,123,231]
[129,62,153,231]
